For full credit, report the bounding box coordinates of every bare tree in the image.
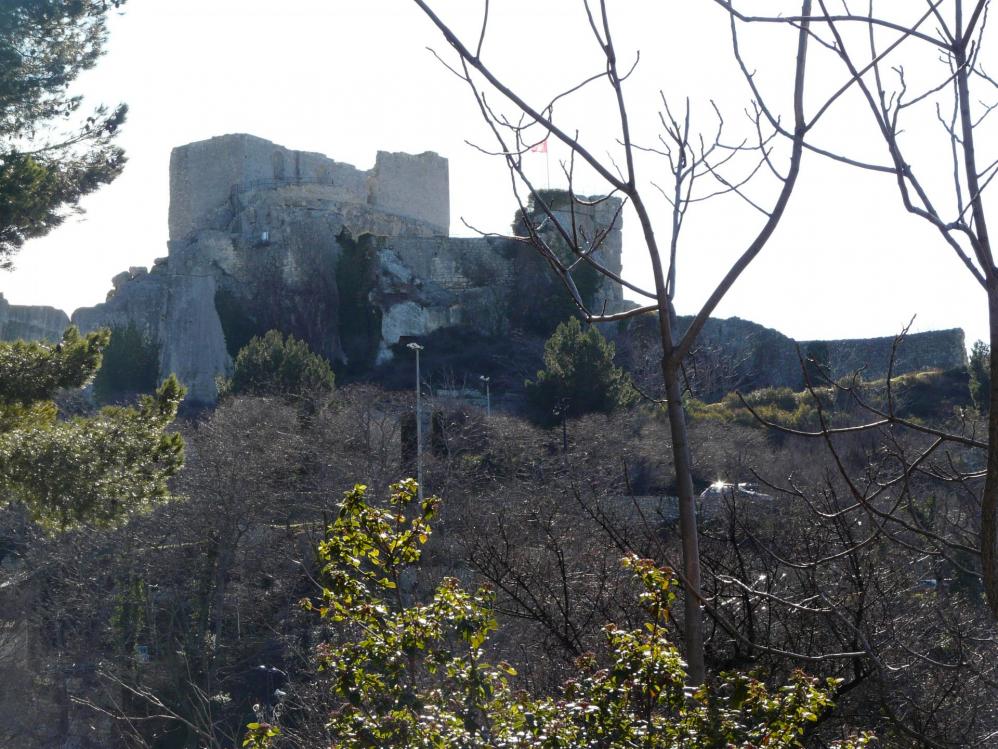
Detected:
[716,0,998,623]
[703,343,998,744]
[412,0,816,683]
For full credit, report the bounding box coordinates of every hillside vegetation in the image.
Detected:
[0,346,991,746]
[687,367,973,430]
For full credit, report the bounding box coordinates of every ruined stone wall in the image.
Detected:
[548,196,624,309]
[801,328,968,381]
[620,315,972,403]
[385,236,515,294]
[168,134,448,242]
[171,134,282,241]
[369,151,449,236]
[41,131,979,409]
[0,293,68,342]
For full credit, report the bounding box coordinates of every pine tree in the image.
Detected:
[0,0,128,268]
[970,340,991,414]
[0,327,184,529]
[526,317,636,425]
[225,330,334,401]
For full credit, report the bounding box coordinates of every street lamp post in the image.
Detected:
[479,375,491,418]
[407,342,425,502]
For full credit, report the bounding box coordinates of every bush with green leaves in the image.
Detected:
[526,317,636,425]
[0,326,184,528]
[244,479,873,749]
[225,330,334,401]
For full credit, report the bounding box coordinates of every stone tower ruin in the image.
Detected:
[167,133,451,242]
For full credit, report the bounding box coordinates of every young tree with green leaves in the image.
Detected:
[225,330,334,402]
[244,480,873,749]
[0,0,129,268]
[526,317,636,425]
[0,326,184,528]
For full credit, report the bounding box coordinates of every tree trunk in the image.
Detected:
[662,354,705,685]
[982,292,998,619]
[209,538,236,643]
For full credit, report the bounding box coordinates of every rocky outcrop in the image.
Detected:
[0,293,68,342]
[64,134,625,404]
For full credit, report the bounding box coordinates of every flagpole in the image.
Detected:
[531,139,550,189]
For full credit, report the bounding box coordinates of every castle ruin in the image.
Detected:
[67,134,626,403]
[1,133,968,405]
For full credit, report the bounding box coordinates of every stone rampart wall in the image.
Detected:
[801,329,968,381]
[0,293,69,342]
[549,198,624,307]
[385,236,515,294]
[622,316,972,403]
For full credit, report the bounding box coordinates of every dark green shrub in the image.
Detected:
[225,330,334,400]
[526,317,636,425]
[336,230,383,375]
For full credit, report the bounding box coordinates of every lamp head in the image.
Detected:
[407,342,424,351]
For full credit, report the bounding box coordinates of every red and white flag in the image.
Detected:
[530,139,548,154]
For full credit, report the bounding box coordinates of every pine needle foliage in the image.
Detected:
[225,330,334,402]
[0,326,184,529]
[526,317,636,425]
[0,0,129,267]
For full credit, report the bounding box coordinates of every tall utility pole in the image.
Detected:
[479,375,491,417]
[407,342,425,501]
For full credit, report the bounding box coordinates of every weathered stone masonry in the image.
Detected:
[168,133,450,241]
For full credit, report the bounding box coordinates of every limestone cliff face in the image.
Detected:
[0,294,68,342]
[71,183,441,403]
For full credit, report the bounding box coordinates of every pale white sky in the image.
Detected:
[1,1,991,345]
